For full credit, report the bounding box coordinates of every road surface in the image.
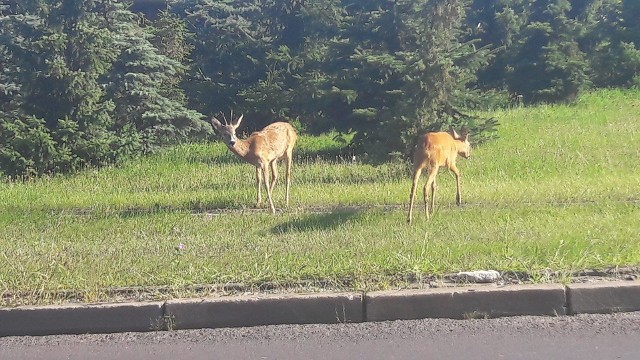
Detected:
[1,312,639,359]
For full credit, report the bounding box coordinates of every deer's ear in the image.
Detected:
[211,117,223,131]
[232,114,244,128]
[460,126,470,141]
[450,126,460,139]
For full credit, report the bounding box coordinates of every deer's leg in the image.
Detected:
[285,151,293,207]
[407,167,423,225]
[270,160,278,192]
[262,165,276,214]
[256,167,262,206]
[429,176,437,214]
[450,163,462,206]
[423,166,439,220]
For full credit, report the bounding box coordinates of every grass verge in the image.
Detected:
[0,89,639,305]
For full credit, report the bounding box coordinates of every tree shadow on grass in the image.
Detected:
[271,208,363,233]
[51,198,244,219]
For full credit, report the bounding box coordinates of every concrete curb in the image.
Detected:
[1,281,638,337]
[0,302,164,337]
[366,284,566,321]
[567,281,640,315]
[164,292,364,330]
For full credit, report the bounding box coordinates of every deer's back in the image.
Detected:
[252,122,297,161]
[414,132,457,168]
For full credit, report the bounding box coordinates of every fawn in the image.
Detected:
[407,127,471,224]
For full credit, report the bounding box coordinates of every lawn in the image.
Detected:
[1,89,639,306]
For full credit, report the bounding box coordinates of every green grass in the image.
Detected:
[1,89,639,305]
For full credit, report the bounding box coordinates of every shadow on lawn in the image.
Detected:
[57,199,241,218]
[271,208,363,233]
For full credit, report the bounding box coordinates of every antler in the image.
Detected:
[220,111,229,125]
[216,110,244,127]
[219,110,241,125]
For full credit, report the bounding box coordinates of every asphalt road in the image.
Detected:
[2,312,639,360]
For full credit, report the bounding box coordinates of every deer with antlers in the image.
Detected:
[407,127,471,225]
[211,113,298,214]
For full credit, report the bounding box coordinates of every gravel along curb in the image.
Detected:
[1,281,639,337]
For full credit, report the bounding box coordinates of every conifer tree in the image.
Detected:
[468,0,596,103]
[0,0,207,177]
[511,0,591,102]
[587,0,640,87]
[1,0,118,175]
[319,0,496,159]
[104,7,207,154]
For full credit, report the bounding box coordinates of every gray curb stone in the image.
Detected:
[366,284,567,321]
[164,292,363,330]
[2,282,640,337]
[567,281,640,314]
[0,302,164,337]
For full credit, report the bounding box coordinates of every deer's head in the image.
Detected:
[451,127,471,159]
[211,114,244,147]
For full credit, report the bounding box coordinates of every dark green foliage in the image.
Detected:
[586,0,640,87]
[0,116,57,177]
[470,0,640,101]
[0,0,208,177]
[174,0,497,160]
[339,0,495,157]
[105,8,208,153]
[146,10,194,104]
[469,0,595,103]
[2,0,640,177]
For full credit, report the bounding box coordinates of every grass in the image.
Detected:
[1,89,639,306]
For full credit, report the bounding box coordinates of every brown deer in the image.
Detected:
[211,114,298,214]
[407,127,471,224]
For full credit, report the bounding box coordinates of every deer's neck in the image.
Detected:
[454,140,464,152]
[228,138,255,163]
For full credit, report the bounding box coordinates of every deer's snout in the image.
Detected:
[229,140,236,147]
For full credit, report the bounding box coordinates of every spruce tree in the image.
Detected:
[0,0,207,177]
[173,0,267,123]
[175,0,497,159]
[469,0,595,103]
[0,0,118,175]
[104,7,207,154]
[587,0,640,87]
[320,0,496,159]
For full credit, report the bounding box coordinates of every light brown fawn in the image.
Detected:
[211,114,298,214]
[407,127,471,224]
